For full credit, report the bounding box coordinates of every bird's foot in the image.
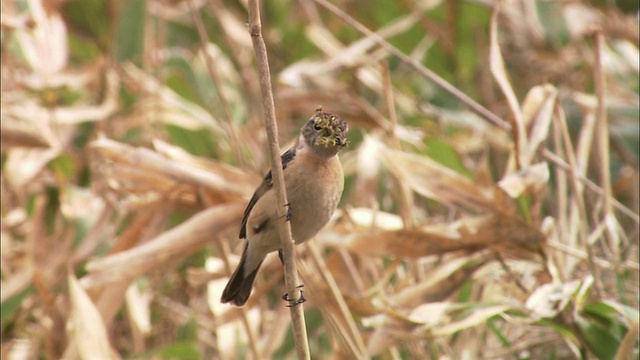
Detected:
[282,285,306,307]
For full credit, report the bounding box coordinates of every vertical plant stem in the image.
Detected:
[593,31,621,265]
[593,32,613,218]
[246,1,311,359]
[188,0,246,168]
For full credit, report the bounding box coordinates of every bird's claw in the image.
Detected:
[281,203,292,222]
[282,285,306,307]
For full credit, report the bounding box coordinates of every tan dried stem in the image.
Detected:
[187,0,246,168]
[247,1,311,359]
[593,31,622,266]
[313,0,511,131]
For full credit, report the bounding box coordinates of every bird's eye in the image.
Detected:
[313,123,322,130]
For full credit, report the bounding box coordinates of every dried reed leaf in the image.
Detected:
[464,214,546,256]
[213,6,253,48]
[297,259,368,359]
[525,279,581,320]
[408,301,459,328]
[0,264,34,303]
[2,68,118,126]
[0,119,51,150]
[431,304,511,336]
[323,251,368,300]
[4,148,59,191]
[614,319,639,360]
[521,84,557,165]
[153,139,255,190]
[67,274,119,359]
[364,325,397,356]
[348,214,545,259]
[15,0,68,75]
[346,207,403,230]
[122,64,224,134]
[379,146,495,211]
[90,138,253,203]
[125,282,152,335]
[48,69,119,124]
[391,251,492,307]
[490,5,527,167]
[82,202,244,288]
[353,137,384,207]
[348,228,484,258]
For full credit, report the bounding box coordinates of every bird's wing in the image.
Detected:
[239,147,297,239]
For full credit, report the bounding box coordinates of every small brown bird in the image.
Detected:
[221,108,349,306]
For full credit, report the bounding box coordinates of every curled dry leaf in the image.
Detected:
[378,146,495,211]
[525,279,582,320]
[497,162,550,198]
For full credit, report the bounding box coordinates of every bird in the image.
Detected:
[221,108,349,306]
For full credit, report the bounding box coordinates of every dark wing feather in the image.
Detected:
[239,147,297,239]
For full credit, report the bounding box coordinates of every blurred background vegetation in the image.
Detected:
[1,0,638,359]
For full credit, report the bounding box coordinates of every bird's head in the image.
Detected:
[301,107,349,158]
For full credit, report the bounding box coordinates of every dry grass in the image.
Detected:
[1,0,638,359]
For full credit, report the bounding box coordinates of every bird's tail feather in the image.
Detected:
[220,244,262,306]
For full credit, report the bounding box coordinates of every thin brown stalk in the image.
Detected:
[313,0,511,132]
[307,242,367,357]
[541,149,639,223]
[188,0,246,168]
[593,31,622,265]
[593,31,613,217]
[555,103,604,297]
[246,1,311,359]
[380,60,413,228]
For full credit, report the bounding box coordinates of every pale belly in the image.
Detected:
[287,157,343,244]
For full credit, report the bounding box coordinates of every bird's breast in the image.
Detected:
[285,153,344,244]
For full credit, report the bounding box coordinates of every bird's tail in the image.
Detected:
[220,243,263,306]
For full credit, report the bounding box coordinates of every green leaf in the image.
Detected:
[575,313,621,360]
[424,138,473,179]
[129,341,200,360]
[583,301,638,331]
[50,154,77,181]
[115,0,146,62]
[1,287,33,330]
